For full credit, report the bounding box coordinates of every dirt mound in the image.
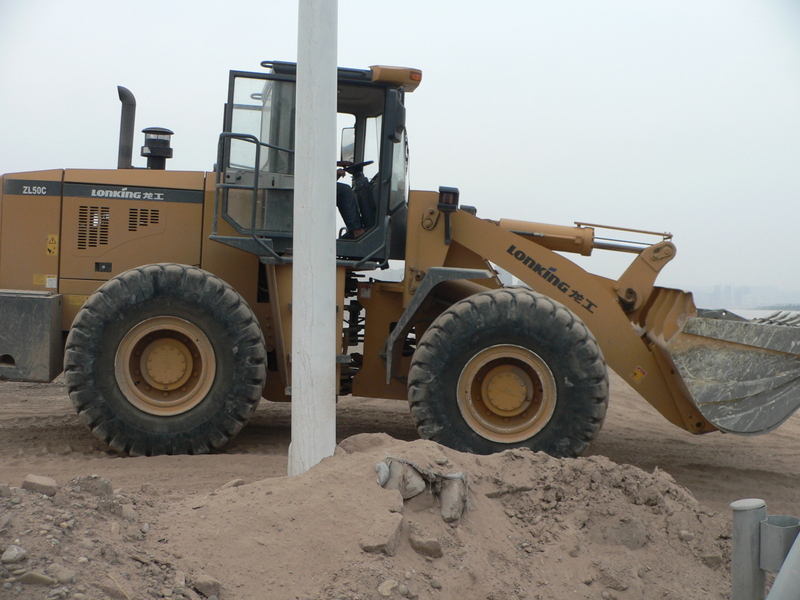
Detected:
[0,434,731,599]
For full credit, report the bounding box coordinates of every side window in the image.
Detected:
[388,129,408,211]
[228,77,295,175]
[336,113,356,233]
[228,79,264,170]
[362,116,381,181]
[223,76,296,234]
[339,115,380,179]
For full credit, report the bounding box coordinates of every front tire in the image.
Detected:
[64,264,267,456]
[408,288,608,457]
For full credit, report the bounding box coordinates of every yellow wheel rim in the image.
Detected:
[115,316,216,416]
[457,344,557,443]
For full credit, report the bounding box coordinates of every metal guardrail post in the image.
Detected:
[731,498,767,600]
[765,518,800,600]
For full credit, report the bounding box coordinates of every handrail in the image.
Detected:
[353,215,391,270]
[215,132,295,265]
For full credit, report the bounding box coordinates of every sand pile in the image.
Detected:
[1,434,732,600]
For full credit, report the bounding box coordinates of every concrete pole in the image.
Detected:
[731,498,767,600]
[287,0,339,476]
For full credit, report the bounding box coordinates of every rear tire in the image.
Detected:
[64,264,267,456]
[408,288,608,457]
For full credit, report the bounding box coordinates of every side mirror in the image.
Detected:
[341,127,355,162]
[385,89,406,143]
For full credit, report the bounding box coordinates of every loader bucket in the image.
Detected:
[651,302,800,435]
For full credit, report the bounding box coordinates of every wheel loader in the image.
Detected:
[1,60,799,457]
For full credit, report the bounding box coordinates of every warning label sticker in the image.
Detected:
[46,234,59,256]
[33,274,58,289]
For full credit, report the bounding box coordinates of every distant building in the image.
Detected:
[692,285,800,309]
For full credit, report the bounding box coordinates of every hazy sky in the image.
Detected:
[1,1,799,294]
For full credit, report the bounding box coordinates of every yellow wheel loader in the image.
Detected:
[1,61,798,457]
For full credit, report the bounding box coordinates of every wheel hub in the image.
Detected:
[141,340,193,390]
[481,366,533,415]
[457,344,557,444]
[115,316,216,416]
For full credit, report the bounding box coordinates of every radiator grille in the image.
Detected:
[77,206,110,250]
[128,208,160,232]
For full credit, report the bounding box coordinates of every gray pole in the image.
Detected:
[765,530,800,600]
[288,0,339,476]
[731,498,767,600]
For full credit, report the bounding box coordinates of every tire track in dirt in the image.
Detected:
[1,372,798,518]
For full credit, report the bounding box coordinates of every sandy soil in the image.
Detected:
[1,371,797,599]
[1,372,796,515]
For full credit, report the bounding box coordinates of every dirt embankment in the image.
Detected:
[1,372,798,599]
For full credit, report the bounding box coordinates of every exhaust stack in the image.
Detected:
[117,86,136,169]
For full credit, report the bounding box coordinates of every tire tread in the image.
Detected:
[408,287,608,457]
[64,263,267,456]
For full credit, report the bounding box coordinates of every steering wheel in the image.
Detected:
[341,160,374,174]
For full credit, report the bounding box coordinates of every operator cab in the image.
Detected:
[212,61,421,268]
